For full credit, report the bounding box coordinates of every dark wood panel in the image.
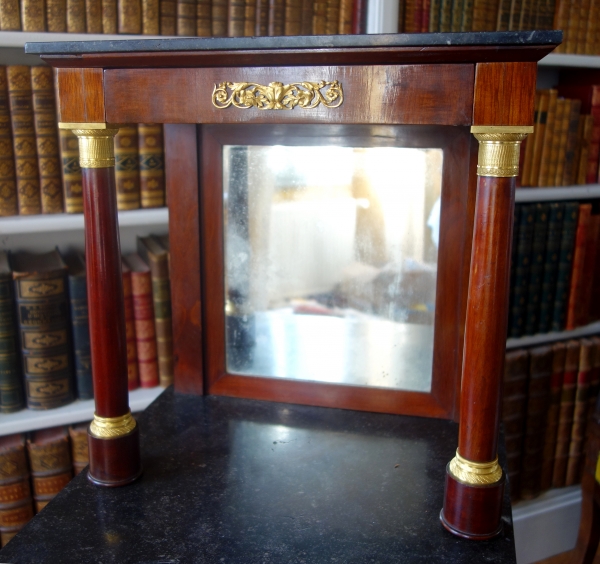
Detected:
[40,44,556,69]
[472,62,537,126]
[104,65,474,126]
[164,124,204,395]
[56,68,106,123]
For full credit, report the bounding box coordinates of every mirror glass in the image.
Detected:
[223,145,442,392]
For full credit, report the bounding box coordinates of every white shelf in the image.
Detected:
[540,53,600,69]
[516,185,600,202]
[0,386,164,436]
[0,31,162,48]
[507,321,600,350]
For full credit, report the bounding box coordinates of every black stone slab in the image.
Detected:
[24,30,562,55]
[0,388,516,563]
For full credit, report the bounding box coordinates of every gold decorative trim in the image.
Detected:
[89,411,136,439]
[471,126,533,178]
[212,81,344,110]
[59,122,119,130]
[71,127,119,168]
[448,450,503,486]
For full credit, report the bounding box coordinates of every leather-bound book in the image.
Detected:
[0,67,17,217]
[566,339,594,485]
[61,252,92,401]
[538,203,564,334]
[502,348,529,501]
[584,0,599,54]
[553,99,573,187]
[46,0,67,30]
[519,91,538,186]
[21,0,45,30]
[529,89,550,186]
[450,0,463,31]
[540,342,566,491]
[227,0,244,37]
[421,0,430,31]
[403,0,421,33]
[428,0,439,31]
[123,253,159,388]
[68,423,89,475]
[537,89,558,187]
[66,0,86,32]
[536,0,556,30]
[553,0,567,53]
[118,0,141,32]
[30,67,63,215]
[0,0,21,29]
[545,98,567,186]
[282,0,300,35]
[11,250,74,410]
[587,337,600,425]
[138,124,165,209]
[141,0,159,33]
[27,427,72,513]
[311,0,326,34]
[496,0,510,30]
[560,98,582,185]
[553,339,581,488]
[196,0,212,35]
[114,125,140,211]
[471,0,487,31]
[0,435,33,547]
[565,203,592,330]
[243,0,256,35]
[177,0,196,34]
[575,0,592,54]
[551,202,579,331]
[7,66,41,216]
[574,212,600,327]
[102,0,117,33]
[523,203,549,336]
[0,252,24,414]
[58,129,82,214]
[160,0,176,33]
[324,0,340,33]
[85,0,102,31]
[211,0,227,35]
[122,260,139,391]
[520,344,553,499]
[439,0,451,32]
[138,236,173,387]
[461,0,474,30]
[575,114,594,184]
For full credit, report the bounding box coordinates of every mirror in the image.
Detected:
[223,145,442,392]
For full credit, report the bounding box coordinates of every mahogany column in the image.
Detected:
[60,123,142,487]
[441,126,532,539]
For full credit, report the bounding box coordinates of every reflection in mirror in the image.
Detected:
[223,145,442,392]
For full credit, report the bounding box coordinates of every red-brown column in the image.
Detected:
[441,126,531,540]
[64,124,142,487]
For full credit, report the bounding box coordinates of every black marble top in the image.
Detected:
[0,388,516,563]
[24,30,562,55]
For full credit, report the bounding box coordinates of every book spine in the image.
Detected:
[85,0,103,31]
[565,203,592,330]
[351,0,367,33]
[546,98,567,186]
[496,0,510,29]
[537,89,558,187]
[30,67,63,215]
[0,0,21,29]
[428,0,440,31]
[0,68,17,217]
[0,272,24,414]
[122,267,139,391]
[537,203,565,334]
[311,0,326,34]
[102,0,117,32]
[118,0,141,32]
[211,0,228,35]
[161,0,177,33]
[243,0,256,35]
[67,272,92,400]
[564,0,581,53]
[529,89,550,186]
[403,0,419,32]
[177,0,196,34]
[461,0,474,30]
[421,0,430,30]
[553,0,567,53]
[138,124,166,209]
[7,66,41,216]
[114,125,140,211]
[59,129,83,214]
[196,0,212,35]
[553,99,573,187]
[450,0,464,30]
[561,99,582,185]
[576,114,594,184]
[551,202,579,332]
[66,0,86,31]
[68,426,89,475]
[584,0,599,54]
[439,0,452,31]
[14,271,74,410]
[130,270,159,387]
[46,0,67,31]
[575,214,600,328]
[21,0,46,30]
[141,0,159,33]
[337,0,351,33]
[283,0,302,34]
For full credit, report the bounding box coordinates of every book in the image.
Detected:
[338,0,351,33]
[196,0,212,35]
[560,98,582,185]
[565,204,592,330]
[11,250,74,410]
[0,0,21,30]
[62,251,93,401]
[545,98,567,186]
[21,0,45,30]
[575,114,594,184]
[553,339,581,488]
[537,89,558,187]
[283,0,301,34]
[529,89,550,186]
[540,342,566,492]
[122,260,139,391]
[566,339,594,486]
[58,129,83,214]
[244,0,256,35]
[27,427,72,513]
[0,435,33,547]
[553,98,573,187]
[0,251,23,414]
[160,0,177,34]
[114,125,141,211]
[311,0,326,34]
[325,0,340,33]
[451,0,465,31]
[351,0,367,33]
[137,236,173,387]
[177,0,196,34]
[123,253,159,388]
[461,0,474,30]
[30,67,63,215]
[68,423,89,475]
[102,0,117,32]
[138,124,166,209]
[439,0,452,31]
[66,0,86,33]
[118,0,141,33]
[211,0,227,35]
[7,66,41,216]
[85,0,102,32]
[520,344,553,499]
[0,67,17,217]
[574,211,600,328]
[141,0,159,33]
[46,0,67,31]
